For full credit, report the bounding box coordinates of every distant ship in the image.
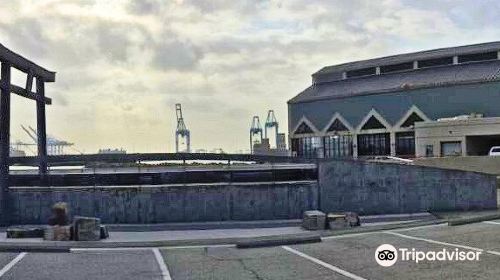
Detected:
[9,148,26,157]
[98,148,127,154]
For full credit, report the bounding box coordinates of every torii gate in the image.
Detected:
[0,43,55,221]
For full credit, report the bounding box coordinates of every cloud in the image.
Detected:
[1,0,499,153]
[128,0,159,14]
[152,39,204,71]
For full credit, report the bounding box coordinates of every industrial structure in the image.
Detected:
[249,116,263,154]
[288,41,500,158]
[264,110,279,147]
[19,125,73,155]
[175,103,190,153]
[250,111,288,155]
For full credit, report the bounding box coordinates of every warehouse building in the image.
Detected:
[288,42,500,158]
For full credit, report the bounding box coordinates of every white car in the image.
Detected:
[488,146,500,156]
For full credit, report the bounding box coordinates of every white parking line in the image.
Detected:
[152,248,172,280]
[70,244,235,252]
[322,231,377,240]
[282,246,367,280]
[160,244,235,250]
[390,223,446,232]
[483,221,500,226]
[385,231,483,251]
[71,247,153,252]
[0,252,27,278]
[321,223,446,240]
[386,231,500,256]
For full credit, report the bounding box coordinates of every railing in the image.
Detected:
[9,153,318,187]
[10,153,313,166]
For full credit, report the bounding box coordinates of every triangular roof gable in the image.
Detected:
[322,113,353,133]
[292,116,319,135]
[356,108,391,131]
[394,105,430,128]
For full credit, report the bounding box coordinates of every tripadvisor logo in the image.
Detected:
[375,244,482,267]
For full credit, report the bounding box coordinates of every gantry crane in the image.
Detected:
[264,110,279,148]
[175,104,191,153]
[249,116,263,154]
[20,125,74,155]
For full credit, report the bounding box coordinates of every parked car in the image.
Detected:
[488,146,500,156]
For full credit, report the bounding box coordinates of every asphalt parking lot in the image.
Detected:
[0,220,500,279]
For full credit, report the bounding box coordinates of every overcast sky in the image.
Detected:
[1,0,499,154]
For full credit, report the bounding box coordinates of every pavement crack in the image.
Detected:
[237,259,266,280]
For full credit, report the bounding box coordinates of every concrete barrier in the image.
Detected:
[319,160,497,215]
[8,181,318,224]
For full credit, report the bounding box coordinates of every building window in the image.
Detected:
[458,52,498,63]
[361,116,386,130]
[400,112,424,127]
[294,122,314,135]
[291,137,323,158]
[440,141,462,157]
[425,145,434,157]
[380,62,414,74]
[395,132,415,157]
[418,56,453,68]
[324,135,353,158]
[357,133,390,156]
[326,119,348,132]
[346,67,376,78]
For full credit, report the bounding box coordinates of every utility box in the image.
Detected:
[302,210,326,230]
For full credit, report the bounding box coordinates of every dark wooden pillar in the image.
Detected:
[0,62,11,223]
[36,77,48,177]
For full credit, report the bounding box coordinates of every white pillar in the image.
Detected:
[352,134,358,158]
[413,61,418,69]
[453,56,459,64]
[390,132,396,156]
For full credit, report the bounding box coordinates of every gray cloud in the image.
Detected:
[127,0,162,15]
[152,40,204,71]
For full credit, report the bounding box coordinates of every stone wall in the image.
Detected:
[319,160,497,215]
[8,181,318,224]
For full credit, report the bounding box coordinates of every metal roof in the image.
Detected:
[314,41,500,76]
[289,59,500,104]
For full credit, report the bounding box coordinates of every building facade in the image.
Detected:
[288,42,500,158]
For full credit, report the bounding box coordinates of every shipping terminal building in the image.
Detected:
[288,41,500,158]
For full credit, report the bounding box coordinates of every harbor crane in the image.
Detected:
[20,125,73,155]
[175,104,191,153]
[249,116,263,153]
[264,110,279,148]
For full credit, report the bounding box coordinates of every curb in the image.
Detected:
[0,219,447,251]
[236,234,321,249]
[319,219,446,238]
[448,214,500,226]
[105,219,302,232]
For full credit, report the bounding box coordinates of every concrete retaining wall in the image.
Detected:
[413,156,500,175]
[319,160,497,215]
[8,181,318,224]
